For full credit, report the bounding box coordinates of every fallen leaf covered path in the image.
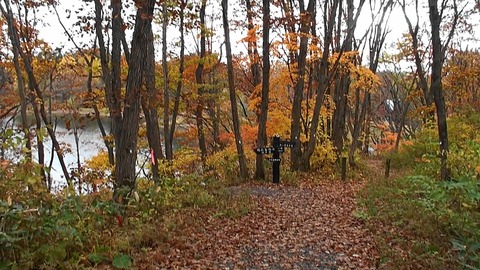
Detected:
[139,179,378,269]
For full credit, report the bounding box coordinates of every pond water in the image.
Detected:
[1,114,110,190]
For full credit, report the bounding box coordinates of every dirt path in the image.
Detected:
[138,179,378,269]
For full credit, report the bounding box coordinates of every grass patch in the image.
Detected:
[359,172,480,269]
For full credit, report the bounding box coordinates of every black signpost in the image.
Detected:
[254,135,296,183]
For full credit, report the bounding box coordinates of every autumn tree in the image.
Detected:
[399,0,435,115]
[162,0,172,161]
[289,0,315,171]
[114,0,157,195]
[399,0,465,180]
[195,0,208,163]
[222,0,249,179]
[244,0,262,100]
[1,0,71,187]
[141,1,163,181]
[51,3,115,166]
[169,0,189,158]
[289,0,341,171]
[444,49,480,113]
[254,0,270,179]
[428,0,460,180]
[330,0,366,157]
[348,0,393,166]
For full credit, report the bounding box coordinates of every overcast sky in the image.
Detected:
[36,0,479,67]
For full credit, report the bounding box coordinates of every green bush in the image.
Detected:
[362,114,480,269]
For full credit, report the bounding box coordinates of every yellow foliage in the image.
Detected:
[85,151,113,172]
[266,109,291,138]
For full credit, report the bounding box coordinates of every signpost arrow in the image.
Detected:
[278,141,296,148]
[254,147,275,155]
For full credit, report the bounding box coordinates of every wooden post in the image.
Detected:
[341,157,347,182]
[272,135,281,184]
[254,135,295,184]
[385,158,391,178]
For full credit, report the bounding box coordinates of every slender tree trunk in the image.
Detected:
[52,4,115,165]
[299,0,340,170]
[394,103,410,151]
[94,0,123,167]
[142,21,164,181]
[162,1,172,161]
[348,92,368,166]
[87,52,115,165]
[428,0,449,180]
[290,0,315,171]
[332,0,356,157]
[349,0,391,166]
[195,0,208,163]
[11,33,31,160]
[222,0,249,179]
[255,0,270,179]
[245,0,262,111]
[170,0,186,153]
[110,0,123,148]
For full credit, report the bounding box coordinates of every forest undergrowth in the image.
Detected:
[359,114,480,270]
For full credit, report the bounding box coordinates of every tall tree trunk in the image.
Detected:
[195,0,208,163]
[290,0,315,171]
[331,0,356,157]
[400,0,434,110]
[428,0,449,180]
[142,15,164,182]
[348,0,391,166]
[348,92,369,166]
[114,0,154,195]
[110,0,123,148]
[162,1,172,161]
[10,29,31,161]
[94,0,123,166]
[245,0,262,113]
[299,0,341,170]
[255,0,270,179]
[169,0,187,154]
[222,0,249,179]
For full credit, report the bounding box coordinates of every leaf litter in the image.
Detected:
[137,179,378,269]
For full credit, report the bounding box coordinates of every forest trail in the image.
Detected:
[138,163,384,269]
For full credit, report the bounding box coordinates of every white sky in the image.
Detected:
[35,0,479,65]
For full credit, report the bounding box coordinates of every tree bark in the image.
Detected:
[110,0,123,148]
[348,0,391,166]
[290,0,315,171]
[255,0,270,179]
[169,0,186,156]
[222,0,249,179]
[296,0,339,171]
[245,0,262,97]
[428,0,449,180]
[142,14,164,181]
[94,0,123,166]
[400,0,434,110]
[162,1,172,161]
[114,0,155,195]
[195,0,208,163]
